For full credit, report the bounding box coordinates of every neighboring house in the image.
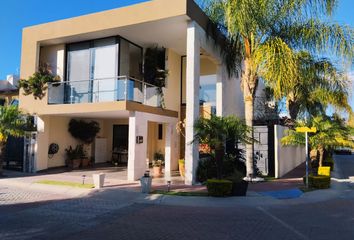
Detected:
[19,0,244,184]
[0,75,19,106]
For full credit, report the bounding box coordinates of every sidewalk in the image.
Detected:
[2,158,353,209]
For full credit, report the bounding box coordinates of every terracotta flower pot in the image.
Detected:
[72,159,81,169]
[81,158,90,167]
[153,166,162,178]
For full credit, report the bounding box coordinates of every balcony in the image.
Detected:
[48,76,161,107]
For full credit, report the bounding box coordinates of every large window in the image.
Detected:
[66,36,142,103]
[181,56,217,112]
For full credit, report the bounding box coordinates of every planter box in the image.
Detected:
[72,159,81,169]
[179,161,185,179]
[81,158,90,168]
[93,173,105,189]
[153,166,162,178]
[231,181,248,196]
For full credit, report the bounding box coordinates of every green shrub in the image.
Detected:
[303,174,331,189]
[206,179,233,197]
[323,156,334,171]
[226,170,245,183]
[196,156,217,183]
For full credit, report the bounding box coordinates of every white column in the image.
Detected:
[164,122,178,182]
[216,64,225,117]
[185,21,200,185]
[164,123,172,181]
[127,111,148,181]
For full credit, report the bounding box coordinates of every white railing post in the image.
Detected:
[143,83,147,105]
[70,85,74,104]
[96,79,100,102]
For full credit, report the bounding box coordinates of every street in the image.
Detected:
[1,154,354,240]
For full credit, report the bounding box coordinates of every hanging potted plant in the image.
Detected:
[19,63,60,100]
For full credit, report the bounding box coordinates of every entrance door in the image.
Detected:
[112,125,129,164]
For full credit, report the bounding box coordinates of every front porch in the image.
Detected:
[35,109,179,182]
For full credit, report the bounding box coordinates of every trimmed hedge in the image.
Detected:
[196,156,217,183]
[206,179,233,197]
[303,174,331,189]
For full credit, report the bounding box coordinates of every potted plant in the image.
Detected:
[227,170,248,196]
[144,46,168,108]
[68,119,100,166]
[19,63,60,100]
[179,159,185,179]
[65,145,87,169]
[152,151,164,177]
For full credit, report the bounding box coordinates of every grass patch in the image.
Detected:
[36,180,94,189]
[151,190,208,197]
[263,176,276,182]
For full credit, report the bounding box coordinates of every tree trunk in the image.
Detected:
[318,146,324,167]
[215,147,224,179]
[243,57,257,179]
[286,98,300,120]
[245,98,254,178]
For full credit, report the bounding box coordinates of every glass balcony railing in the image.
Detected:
[47,76,161,107]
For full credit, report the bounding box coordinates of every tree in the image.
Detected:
[281,115,354,167]
[193,115,252,179]
[0,106,25,175]
[203,0,353,178]
[271,51,351,120]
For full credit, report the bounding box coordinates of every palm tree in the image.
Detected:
[0,106,25,175]
[271,51,351,120]
[193,115,252,179]
[281,115,354,167]
[203,0,353,178]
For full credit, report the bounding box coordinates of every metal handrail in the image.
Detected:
[47,76,158,88]
[47,75,161,107]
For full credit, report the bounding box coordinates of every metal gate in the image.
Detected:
[23,132,37,173]
[254,126,269,176]
[3,136,24,171]
[2,132,37,173]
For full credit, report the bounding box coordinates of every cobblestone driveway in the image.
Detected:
[1,154,354,240]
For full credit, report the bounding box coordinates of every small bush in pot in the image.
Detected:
[65,145,87,169]
[152,152,164,177]
[206,179,233,197]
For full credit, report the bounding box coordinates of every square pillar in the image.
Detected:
[164,122,178,181]
[216,64,226,117]
[35,116,50,171]
[127,111,148,181]
[185,21,200,185]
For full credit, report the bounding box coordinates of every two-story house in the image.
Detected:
[19,0,244,185]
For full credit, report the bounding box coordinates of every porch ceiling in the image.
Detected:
[50,110,130,119]
[41,16,190,55]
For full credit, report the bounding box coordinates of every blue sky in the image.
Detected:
[0,0,352,79]
[0,0,353,106]
[0,0,149,79]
